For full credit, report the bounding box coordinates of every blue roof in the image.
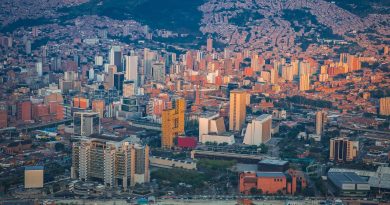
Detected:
[256,172,285,178]
[25,166,44,171]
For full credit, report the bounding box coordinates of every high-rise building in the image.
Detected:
[329,137,359,162]
[35,62,43,77]
[229,90,247,131]
[161,98,185,149]
[92,99,105,118]
[114,72,125,95]
[17,100,32,122]
[72,137,149,189]
[243,114,272,145]
[0,102,7,128]
[25,40,31,54]
[299,74,310,91]
[109,46,123,72]
[315,110,327,136]
[73,112,100,136]
[152,62,165,82]
[379,97,390,116]
[207,37,213,52]
[143,48,156,78]
[24,166,44,189]
[95,55,103,66]
[125,55,138,85]
[347,55,361,72]
[123,80,136,97]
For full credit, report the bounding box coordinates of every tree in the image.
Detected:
[259,143,268,154]
[55,143,65,152]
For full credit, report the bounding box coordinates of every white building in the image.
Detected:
[125,55,138,85]
[243,114,272,146]
[198,113,234,144]
[36,62,43,77]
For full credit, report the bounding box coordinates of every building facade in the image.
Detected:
[243,114,272,146]
[229,90,247,131]
[72,137,149,189]
[329,137,359,162]
[161,98,185,148]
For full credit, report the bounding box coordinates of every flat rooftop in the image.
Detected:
[259,159,288,166]
[256,172,285,178]
[328,172,368,187]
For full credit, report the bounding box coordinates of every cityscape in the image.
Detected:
[0,0,389,205]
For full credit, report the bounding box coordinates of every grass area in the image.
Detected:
[151,168,207,188]
[197,159,236,171]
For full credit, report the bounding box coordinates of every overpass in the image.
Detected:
[339,125,390,138]
[18,119,73,132]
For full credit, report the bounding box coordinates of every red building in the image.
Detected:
[177,136,197,149]
[0,102,7,128]
[17,100,32,122]
[239,170,307,195]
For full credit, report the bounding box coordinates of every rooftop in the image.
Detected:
[25,166,44,171]
[259,159,289,166]
[327,172,368,187]
[256,172,285,178]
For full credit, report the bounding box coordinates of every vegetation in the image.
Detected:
[287,95,333,108]
[151,168,207,188]
[229,10,264,26]
[59,0,205,34]
[197,159,236,171]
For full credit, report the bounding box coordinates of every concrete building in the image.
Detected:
[299,74,310,91]
[329,137,359,162]
[229,90,247,131]
[71,136,149,189]
[109,46,123,72]
[123,80,136,97]
[239,170,307,195]
[199,113,230,143]
[327,171,370,196]
[161,98,185,149]
[92,99,105,118]
[73,112,100,136]
[207,37,213,52]
[315,110,327,136]
[25,166,44,189]
[125,55,138,85]
[243,114,272,146]
[258,159,289,172]
[379,97,390,116]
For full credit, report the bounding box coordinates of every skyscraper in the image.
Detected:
[35,62,43,77]
[125,55,138,85]
[152,62,165,82]
[72,137,149,189]
[229,90,247,131]
[315,110,327,136]
[114,72,125,95]
[299,74,310,91]
[73,112,100,136]
[329,137,359,162]
[109,46,123,72]
[243,114,272,145]
[161,98,185,149]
